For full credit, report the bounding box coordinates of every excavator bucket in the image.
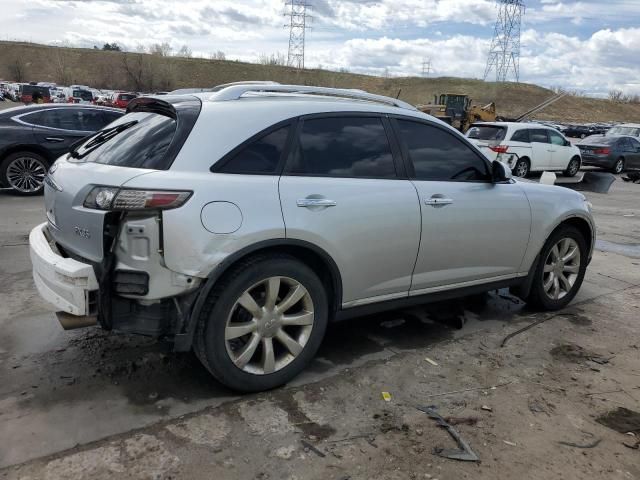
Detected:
[550,171,617,194]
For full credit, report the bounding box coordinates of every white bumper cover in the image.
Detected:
[29,222,99,316]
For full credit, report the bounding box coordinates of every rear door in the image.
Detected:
[529,128,552,170]
[548,129,572,169]
[278,114,421,306]
[392,118,531,292]
[624,137,640,168]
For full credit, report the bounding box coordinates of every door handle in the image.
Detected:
[424,197,453,206]
[45,137,65,143]
[297,198,337,208]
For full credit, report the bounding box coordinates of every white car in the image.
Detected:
[606,123,640,138]
[467,122,582,178]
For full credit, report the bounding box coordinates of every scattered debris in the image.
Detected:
[381,392,392,402]
[422,381,512,399]
[443,417,478,427]
[424,357,439,366]
[417,406,479,462]
[300,439,326,458]
[503,440,517,447]
[586,389,623,397]
[528,396,556,415]
[481,405,493,412]
[380,319,405,329]
[558,439,602,449]
[596,407,640,434]
[622,172,640,184]
[501,313,572,347]
[623,439,640,450]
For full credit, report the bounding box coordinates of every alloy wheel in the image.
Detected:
[614,159,624,174]
[6,156,47,193]
[568,159,580,175]
[542,238,581,300]
[225,276,314,375]
[515,161,528,177]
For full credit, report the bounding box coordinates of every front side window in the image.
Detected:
[530,129,550,144]
[396,119,489,182]
[218,125,290,174]
[548,130,566,146]
[286,117,396,178]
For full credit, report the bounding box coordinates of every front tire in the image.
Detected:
[0,151,48,195]
[195,255,328,392]
[525,225,587,311]
[563,156,581,177]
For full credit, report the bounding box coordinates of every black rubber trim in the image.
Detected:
[173,238,343,351]
[334,277,524,322]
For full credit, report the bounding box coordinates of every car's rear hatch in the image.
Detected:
[466,124,507,157]
[45,95,201,263]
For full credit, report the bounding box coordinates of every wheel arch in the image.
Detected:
[175,239,343,351]
[0,144,55,165]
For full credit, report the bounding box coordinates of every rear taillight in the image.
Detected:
[489,145,509,154]
[83,187,192,211]
[594,148,610,155]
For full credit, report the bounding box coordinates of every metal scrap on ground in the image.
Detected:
[417,406,480,462]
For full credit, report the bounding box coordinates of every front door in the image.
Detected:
[529,128,552,170]
[279,115,421,306]
[391,118,531,293]
[548,129,572,170]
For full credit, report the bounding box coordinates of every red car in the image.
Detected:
[111,92,137,109]
[20,85,51,104]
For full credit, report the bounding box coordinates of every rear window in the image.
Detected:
[73,90,93,101]
[21,85,49,96]
[119,94,137,101]
[70,111,176,169]
[467,125,506,141]
[607,126,640,137]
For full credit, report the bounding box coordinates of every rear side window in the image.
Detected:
[286,117,396,178]
[530,129,550,143]
[71,111,176,169]
[467,125,506,141]
[217,125,290,174]
[510,129,530,143]
[21,109,106,131]
[396,119,489,182]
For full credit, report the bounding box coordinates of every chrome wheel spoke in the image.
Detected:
[264,277,280,311]
[281,311,314,326]
[233,333,261,368]
[544,273,554,292]
[225,321,257,340]
[261,337,275,374]
[544,263,554,273]
[275,328,303,356]
[6,157,46,192]
[558,273,572,293]
[238,292,262,318]
[550,245,560,262]
[276,284,307,313]
[563,246,578,263]
[564,264,579,274]
[552,277,560,300]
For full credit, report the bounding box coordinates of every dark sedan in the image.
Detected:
[0,104,123,195]
[563,125,606,138]
[577,135,640,174]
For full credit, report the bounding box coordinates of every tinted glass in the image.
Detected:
[619,138,633,151]
[467,125,506,141]
[607,126,640,137]
[73,90,93,101]
[287,117,395,178]
[27,109,107,131]
[219,125,289,174]
[530,129,550,143]
[71,112,176,169]
[397,120,489,182]
[510,129,530,143]
[548,130,566,146]
[119,94,137,101]
[629,137,640,150]
[102,111,124,125]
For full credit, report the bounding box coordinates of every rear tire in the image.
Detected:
[513,158,530,178]
[611,158,625,174]
[524,225,587,311]
[0,151,48,196]
[195,254,328,392]
[563,156,581,177]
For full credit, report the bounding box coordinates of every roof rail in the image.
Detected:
[209,81,281,92]
[207,84,417,110]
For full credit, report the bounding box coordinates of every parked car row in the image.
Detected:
[467,121,640,177]
[0,80,139,109]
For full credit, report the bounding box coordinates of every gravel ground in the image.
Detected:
[1,176,639,479]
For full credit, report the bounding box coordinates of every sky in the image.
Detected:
[2,0,640,97]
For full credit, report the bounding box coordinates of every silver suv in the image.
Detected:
[30,84,595,392]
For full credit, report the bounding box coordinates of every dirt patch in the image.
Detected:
[550,343,599,363]
[596,407,640,434]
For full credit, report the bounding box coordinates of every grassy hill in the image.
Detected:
[2,41,640,123]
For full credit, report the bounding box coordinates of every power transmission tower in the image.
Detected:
[421,58,432,77]
[285,0,312,69]
[483,0,525,82]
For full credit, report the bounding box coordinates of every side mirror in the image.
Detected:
[492,160,513,183]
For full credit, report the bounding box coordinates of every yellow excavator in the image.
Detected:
[417,94,498,132]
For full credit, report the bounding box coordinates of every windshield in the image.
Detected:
[21,85,49,96]
[467,125,506,141]
[69,111,177,169]
[73,90,93,101]
[119,94,136,101]
[607,126,640,137]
